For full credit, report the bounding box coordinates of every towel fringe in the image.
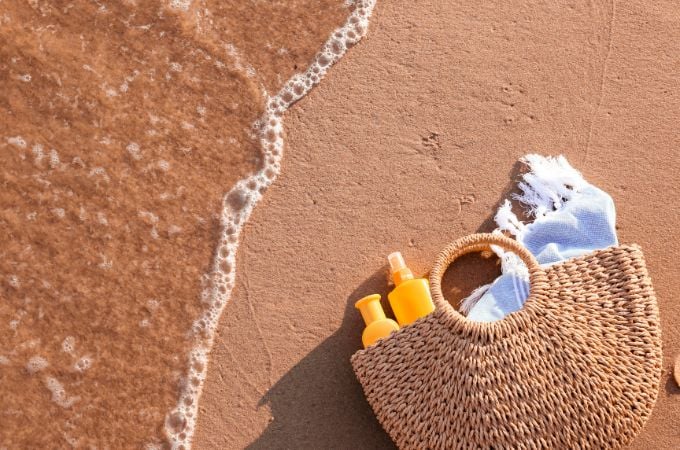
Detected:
[461,154,585,314]
[459,283,492,315]
[493,154,586,240]
[513,154,586,219]
[494,200,524,236]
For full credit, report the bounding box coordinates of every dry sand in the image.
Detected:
[194,1,680,448]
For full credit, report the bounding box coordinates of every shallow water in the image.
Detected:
[0,1,357,447]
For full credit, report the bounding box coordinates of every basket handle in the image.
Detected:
[429,233,543,316]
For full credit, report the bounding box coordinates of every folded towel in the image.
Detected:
[463,154,618,322]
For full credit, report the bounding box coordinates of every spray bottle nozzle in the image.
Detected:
[388,251,414,285]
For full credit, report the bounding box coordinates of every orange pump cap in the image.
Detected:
[355,294,400,348]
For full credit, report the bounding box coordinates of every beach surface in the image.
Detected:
[2,0,679,448]
[194,1,680,448]
[0,1,352,447]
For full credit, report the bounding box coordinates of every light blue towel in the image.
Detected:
[463,154,618,322]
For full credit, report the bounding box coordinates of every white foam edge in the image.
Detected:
[163,2,377,448]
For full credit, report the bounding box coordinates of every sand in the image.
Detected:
[0,1,349,447]
[194,1,680,448]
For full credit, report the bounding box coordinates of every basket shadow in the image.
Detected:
[246,268,396,450]
[246,160,527,449]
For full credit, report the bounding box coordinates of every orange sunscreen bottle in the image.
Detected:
[355,294,400,348]
[387,252,435,326]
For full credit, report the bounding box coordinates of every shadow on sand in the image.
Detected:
[246,269,397,450]
[246,161,524,449]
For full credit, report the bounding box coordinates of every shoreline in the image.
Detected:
[168,1,377,447]
[0,1,364,447]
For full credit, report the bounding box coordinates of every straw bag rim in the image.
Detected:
[428,233,550,337]
[353,239,644,355]
[428,234,645,340]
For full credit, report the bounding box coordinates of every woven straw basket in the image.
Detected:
[351,233,662,449]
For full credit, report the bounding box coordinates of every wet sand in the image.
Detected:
[194,1,680,448]
[0,1,350,447]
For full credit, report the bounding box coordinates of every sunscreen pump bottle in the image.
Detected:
[355,294,400,348]
[387,252,435,326]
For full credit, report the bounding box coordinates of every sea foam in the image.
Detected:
[163,1,377,448]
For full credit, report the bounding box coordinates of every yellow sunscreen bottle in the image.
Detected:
[387,252,435,326]
[355,294,400,348]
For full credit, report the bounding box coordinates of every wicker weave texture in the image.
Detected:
[351,234,662,449]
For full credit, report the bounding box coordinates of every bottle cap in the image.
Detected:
[388,251,414,285]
